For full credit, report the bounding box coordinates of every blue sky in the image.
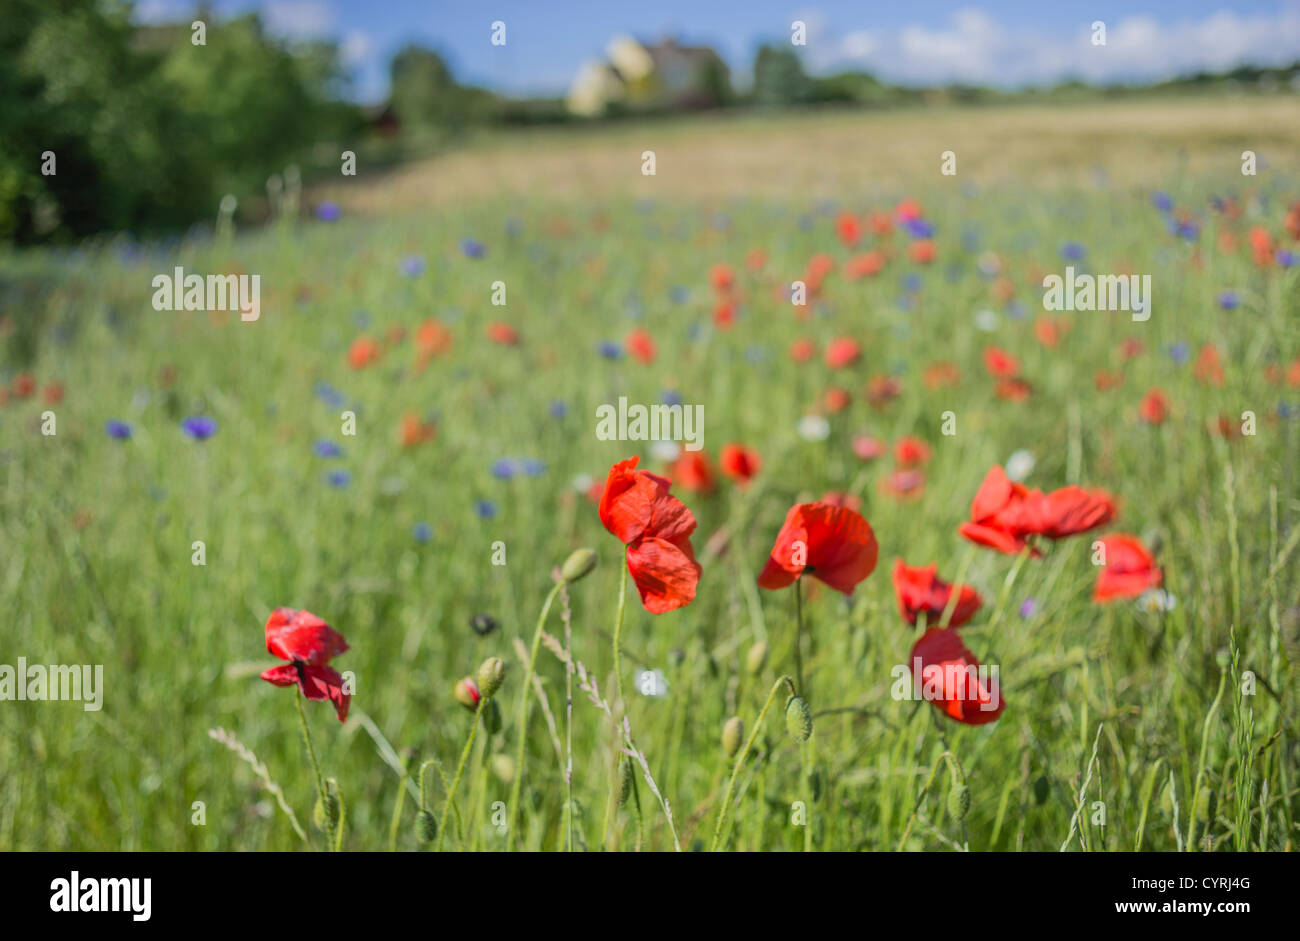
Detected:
[136,1,1300,102]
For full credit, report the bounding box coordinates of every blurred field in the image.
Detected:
[1,96,1298,852]
[326,96,1300,210]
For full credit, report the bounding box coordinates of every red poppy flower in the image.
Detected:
[670,450,716,494]
[894,436,931,468]
[719,443,761,486]
[1014,485,1117,539]
[958,465,1035,554]
[958,465,1116,554]
[825,337,861,369]
[12,373,37,398]
[823,385,852,413]
[983,347,1020,379]
[880,468,926,500]
[757,502,879,596]
[260,608,351,721]
[852,434,887,461]
[869,210,893,235]
[713,300,736,328]
[625,328,656,364]
[1094,368,1124,391]
[995,378,1032,402]
[893,560,983,628]
[923,361,960,388]
[487,322,519,345]
[1118,338,1145,361]
[789,338,817,363]
[598,457,702,613]
[43,382,64,405]
[348,337,381,370]
[1194,344,1224,387]
[836,211,862,248]
[710,263,735,292]
[1034,316,1061,348]
[400,413,436,448]
[1139,388,1169,425]
[844,251,886,280]
[867,374,903,408]
[416,318,453,356]
[1093,533,1162,602]
[909,239,936,264]
[745,249,767,271]
[894,198,923,222]
[910,628,1004,725]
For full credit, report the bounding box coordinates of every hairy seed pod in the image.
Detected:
[745,640,769,676]
[947,783,971,821]
[785,696,812,743]
[616,756,634,806]
[314,792,340,831]
[416,810,437,842]
[476,657,506,699]
[560,547,598,584]
[722,716,744,757]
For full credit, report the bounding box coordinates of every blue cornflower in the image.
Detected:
[461,238,486,258]
[492,459,519,480]
[1218,291,1239,310]
[413,522,433,543]
[476,500,498,520]
[325,470,351,488]
[316,202,341,222]
[313,440,343,458]
[315,382,345,408]
[1168,341,1191,365]
[181,416,217,441]
[401,255,426,277]
[1152,191,1173,211]
[549,399,569,419]
[521,459,546,477]
[1059,241,1085,261]
[105,420,133,440]
[597,341,623,360]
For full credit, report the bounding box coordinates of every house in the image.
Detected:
[566,36,731,116]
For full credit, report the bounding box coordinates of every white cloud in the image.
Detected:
[340,30,374,68]
[808,5,1300,86]
[263,0,335,39]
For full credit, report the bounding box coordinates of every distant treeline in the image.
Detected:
[3,1,1297,244]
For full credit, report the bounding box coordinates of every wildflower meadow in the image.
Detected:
[2,88,1299,863]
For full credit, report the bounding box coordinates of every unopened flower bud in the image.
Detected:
[454,676,480,710]
[416,809,437,842]
[560,547,598,584]
[616,756,633,806]
[947,783,970,821]
[722,716,744,757]
[785,695,812,743]
[745,640,768,675]
[477,657,506,699]
[313,792,340,831]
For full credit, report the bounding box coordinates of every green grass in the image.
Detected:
[1,112,1298,851]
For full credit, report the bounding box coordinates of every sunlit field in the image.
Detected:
[1,97,1298,852]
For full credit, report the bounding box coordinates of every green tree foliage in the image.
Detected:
[0,0,357,243]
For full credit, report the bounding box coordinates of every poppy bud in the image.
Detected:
[477,657,506,699]
[313,792,340,831]
[1033,775,1050,805]
[481,698,503,735]
[785,696,812,742]
[560,547,598,584]
[722,716,744,757]
[615,756,634,806]
[745,640,768,675]
[947,784,970,821]
[490,753,516,784]
[454,676,480,710]
[416,809,437,842]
